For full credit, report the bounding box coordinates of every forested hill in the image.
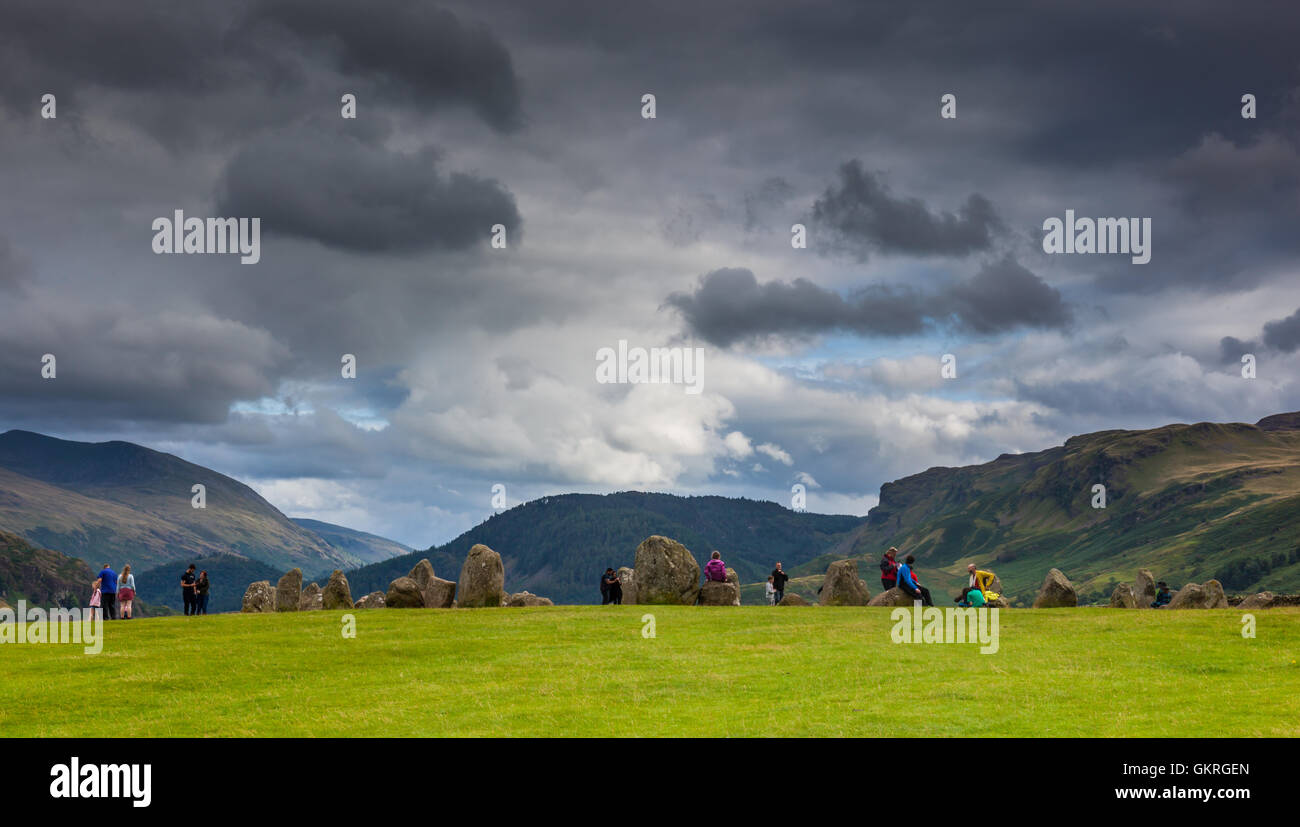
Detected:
[341,492,865,604]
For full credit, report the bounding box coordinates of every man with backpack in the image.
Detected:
[880,547,900,592]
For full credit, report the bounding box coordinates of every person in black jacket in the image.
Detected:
[770,562,789,605]
[600,568,622,605]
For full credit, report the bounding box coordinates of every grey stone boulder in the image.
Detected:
[407,558,455,608]
[1133,569,1157,607]
[632,535,701,605]
[241,580,276,613]
[1109,583,1137,608]
[457,544,505,608]
[777,593,811,606]
[1238,591,1277,610]
[354,591,386,609]
[699,579,741,606]
[818,559,870,606]
[275,568,303,612]
[322,570,354,610]
[1168,579,1229,609]
[385,576,425,608]
[505,591,554,607]
[299,582,323,611]
[1032,568,1077,608]
[867,587,915,607]
[617,567,637,605]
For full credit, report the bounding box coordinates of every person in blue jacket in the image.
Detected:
[896,554,933,606]
[1151,581,1172,608]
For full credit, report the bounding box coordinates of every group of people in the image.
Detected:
[597,547,1008,608]
[89,563,135,619]
[86,562,212,617]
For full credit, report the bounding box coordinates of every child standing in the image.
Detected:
[765,576,777,605]
[89,577,103,619]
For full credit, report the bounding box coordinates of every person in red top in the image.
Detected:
[879,547,900,591]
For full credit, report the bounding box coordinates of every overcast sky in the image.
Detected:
[2,0,1299,548]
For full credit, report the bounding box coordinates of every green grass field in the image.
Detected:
[2,606,1297,737]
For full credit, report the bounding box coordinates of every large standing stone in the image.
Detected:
[1109,583,1137,608]
[1032,568,1077,608]
[818,559,870,606]
[1168,579,1229,609]
[407,558,455,608]
[275,568,303,612]
[505,591,554,607]
[633,535,701,605]
[1133,569,1157,607]
[617,567,637,605]
[777,593,810,606]
[458,544,505,608]
[1238,591,1277,610]
[322,570,353,610]
[699,579,741,606]
[385,576,425,608]
[299,582,323,611]
[241,580,276,613]
[354,591,386,609]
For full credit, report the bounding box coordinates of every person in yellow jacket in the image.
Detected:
[957,563,999,603]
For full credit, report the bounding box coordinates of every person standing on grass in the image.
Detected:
[896,554,933,607]
[770,562,789,605]
[89,577,102,619]
[195,570,210,615]
[603,568,623,605]
[180,564,197,615]
[97,563,118,620]
[765,575,777,605]
[880,547,900,592]
[118,564,136,619]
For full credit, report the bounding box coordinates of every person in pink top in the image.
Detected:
[704,550,728,582]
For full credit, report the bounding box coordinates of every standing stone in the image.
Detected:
[818,559,870,606]
[1032,568,1077,608]
[241,580,276,613]
[1133,569,1157,608]
[506,591,554,607]
[699,568,741,606]
[322,570,354,610]
[1238,591,1277,610]
[1169,579,1229,609]
[407,558,455,608]
[867,587,914,607]
[617,567,637,605]
[275,568,303,612]
[457,544,505,608]
[1109,583,1137,608]
[632,535,701,605]
[385,576,425,608]
[299,582,323,611]
[354,591,386,609]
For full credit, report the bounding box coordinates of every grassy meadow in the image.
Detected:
[2,605,1297,737]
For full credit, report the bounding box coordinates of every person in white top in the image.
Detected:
[119,564,137,619]
[765,575,777,605]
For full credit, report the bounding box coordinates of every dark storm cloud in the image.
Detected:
[811,161,1001,259]
[0,0,522,137]
[0,238,29,292]
[1262,308,1300,353]
[1219,336,1259,365]
[215,128,522,253]
[665,260,1068,346]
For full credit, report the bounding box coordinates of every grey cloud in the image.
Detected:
[811,160,1001,259]
[1219,336,1259,364]
[1262,308,1300,353]
[215,128,522,253]
[0,238,29,292]
[665,260,1068,347]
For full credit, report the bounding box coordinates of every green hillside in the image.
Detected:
[343,492,864,604]
[793,412,1300,605]
[294,518,410,574]
[0,430,357,573]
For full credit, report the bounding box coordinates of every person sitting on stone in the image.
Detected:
[704,551,728,583]
[896,554,933,607]
[955,563,998,604]
[1152,581,1172,608]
